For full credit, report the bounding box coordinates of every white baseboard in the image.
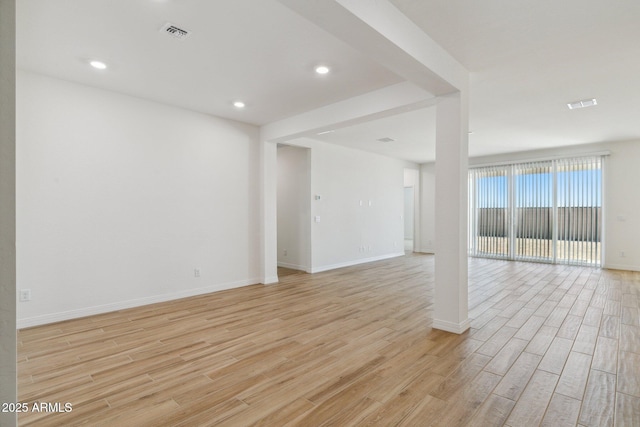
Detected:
[603,263,640,272]
[261,276,279,285]
[414,247,435,254]
[310,252,405,273]
[433,318,471,334]
[277,261,309,272]
[17,277,260,329]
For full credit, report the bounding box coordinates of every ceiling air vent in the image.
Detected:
[567,98,597,110]
[376,137,395,143]
[160,22,192,40]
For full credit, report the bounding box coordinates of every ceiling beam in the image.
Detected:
[261,82,435,142]
[277,0,468,95]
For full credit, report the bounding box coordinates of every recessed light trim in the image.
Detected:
[89,60,107,70]
[233,101,246,109]
[567,98,597,110]
[316,130,335,135]
[315,65,330,75]
[376,137,395,143]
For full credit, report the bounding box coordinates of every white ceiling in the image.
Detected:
[390,0,640,160]
[311,106,436,163]
[16,0,402,125]
[17,0,640,163]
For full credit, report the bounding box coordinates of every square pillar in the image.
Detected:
[434,92,470,334]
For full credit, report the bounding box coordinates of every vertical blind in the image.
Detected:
[468,156,603,266]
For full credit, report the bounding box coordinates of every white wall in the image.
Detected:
[0,0,17,423]
[419,162,436,253]
[287,138,407,272]
[277,145,311,271]
[403,187,414,239]
[16,71,261,327]
[600,141,640,271]
[420,140,640,271]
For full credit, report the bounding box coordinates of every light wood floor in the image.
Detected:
[17,254,640,426]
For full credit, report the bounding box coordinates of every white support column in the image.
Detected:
[0,0,17,425]
[434,92,470,334]
[259,138,279,284]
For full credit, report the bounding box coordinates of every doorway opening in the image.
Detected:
[403,168,420,253]
[277,144,312,273]
[404,187,414,252]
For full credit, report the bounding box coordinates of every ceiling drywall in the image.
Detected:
[311,106,436,164]
[16,0,402,125]
[390,0,640,160]
[16,0,640,163]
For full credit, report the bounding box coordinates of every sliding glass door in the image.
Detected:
[469,156,603,266]
[469,165,510,259]
[556,157,602,265]
[514,161,553,262]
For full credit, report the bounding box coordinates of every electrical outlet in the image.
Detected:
[283,249,288,256]
[194,268,201,278]
[19,289,31,302]
[620,251,626,258]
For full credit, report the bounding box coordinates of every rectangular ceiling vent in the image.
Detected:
[567,98,597,110]
[160,23,191,40]
[376,137,395,143]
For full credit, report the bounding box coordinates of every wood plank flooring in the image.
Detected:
[17,254,640,426]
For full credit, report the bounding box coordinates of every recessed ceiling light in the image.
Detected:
[89,60,107,70]
[567,98,597,110]
[315,65,330,75]
[376,137,395,143]
[317,130,335,135]
[233,101,246,109]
